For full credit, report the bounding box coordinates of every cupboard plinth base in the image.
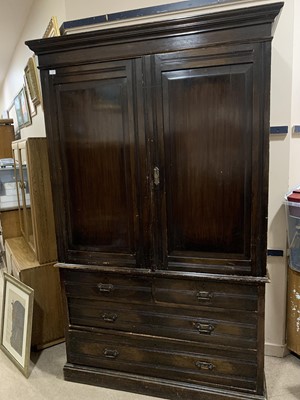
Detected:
[64,363,266,400]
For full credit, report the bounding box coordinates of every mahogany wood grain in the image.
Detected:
[27,3,283,399]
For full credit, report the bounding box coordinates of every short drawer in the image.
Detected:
[153,278,258,311]
[62,270,152,304]
[68,298,257,350]
[67,329,258,392]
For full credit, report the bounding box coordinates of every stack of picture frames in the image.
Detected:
[7,16,60,139]
[7,56,41,139]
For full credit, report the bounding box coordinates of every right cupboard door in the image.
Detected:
[152,44,269,275]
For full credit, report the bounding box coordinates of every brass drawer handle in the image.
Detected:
[102,313,118,323]
[103,348,119,359]
[197,291,213,301]
[153,166,160,186]
[195,361,215,371]
[193,322,215,335]
[97,283,114,293]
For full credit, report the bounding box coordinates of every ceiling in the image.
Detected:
[0,0,34,91]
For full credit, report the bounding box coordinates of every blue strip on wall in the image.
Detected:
[61,0,248,32]
[293,125,300,134]
[267,249,284,257]
[270,126,288,135]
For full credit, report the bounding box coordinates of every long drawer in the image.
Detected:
[67,298,257,350]
[67,329,258,393]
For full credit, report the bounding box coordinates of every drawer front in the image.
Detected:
[153,278,258,311]
[68,298,257,350]
[67,329,257,392]
[62,270,257,311]
[62,270,152,304]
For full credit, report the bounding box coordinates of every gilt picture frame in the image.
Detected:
[43,16,60,38]
[14,87,31,129]
[0,272,34,377]
[24,56,41,108]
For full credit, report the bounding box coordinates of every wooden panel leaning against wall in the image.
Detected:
[0,131,64,350]
[0,119,20,267]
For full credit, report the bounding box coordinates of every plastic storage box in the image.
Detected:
[285,186,300,355]
[0,158,18,211]
[285,187,300,272]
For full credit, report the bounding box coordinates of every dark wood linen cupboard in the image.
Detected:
[27,3,283,399]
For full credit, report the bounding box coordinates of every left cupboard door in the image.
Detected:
[42,59,148,268]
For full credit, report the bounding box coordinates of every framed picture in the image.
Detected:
[24,56,41,109]
[43,16,60,38]
[7,102,20,139]
[14,87,31,129]
[1,110,9,119]
[0,272,34,377]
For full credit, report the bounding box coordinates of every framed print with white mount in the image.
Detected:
[0,272,34,377]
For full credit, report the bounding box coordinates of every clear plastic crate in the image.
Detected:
[0,164,18,211]
[285,188,300,272]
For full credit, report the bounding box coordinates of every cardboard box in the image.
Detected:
[287,267,300,355]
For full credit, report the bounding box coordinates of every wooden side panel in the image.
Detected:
[6,237,64,349]
[19,264,64,349]
[0,210,21,240]
[26,138,57,264]
[0,120,14,159]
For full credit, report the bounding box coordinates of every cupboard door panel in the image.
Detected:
[59,80,132,251]
[49,61,145,265]
[153,48,257,273]
[163,64,252,256]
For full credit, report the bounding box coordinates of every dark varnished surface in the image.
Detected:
[27,4,282,275]
[67,328,258,392]
[58,78,134,252]
[39,44,264,274]
[27,3,282,400]
[159,58,252,259]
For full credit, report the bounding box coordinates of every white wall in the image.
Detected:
[0,0,298,357]
[0,0,66,138]
[265,0,293,357]
[265,0,300,357]
[290,0,300,188]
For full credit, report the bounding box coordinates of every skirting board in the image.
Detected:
[265,343,290,358]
